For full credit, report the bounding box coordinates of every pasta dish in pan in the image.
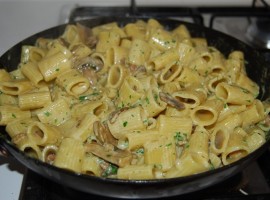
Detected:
[0,18,269,179]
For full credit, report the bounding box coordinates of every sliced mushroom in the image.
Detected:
[74,56,104,72]
[41,145,58,165]
[76,23,98,48]
[129,64,147,77]
[93,121,118,147]
[82,67,97,86]
[108,107,129,124]
[84,143,132,167]
[265,114,270,127]
[159,92,185,110]
[72,56,104,85]
[58,38,70,48]
[99,160,118,177]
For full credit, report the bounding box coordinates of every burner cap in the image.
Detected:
[246,18,270,49]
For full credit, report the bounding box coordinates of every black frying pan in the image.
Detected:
[0,17,269,199]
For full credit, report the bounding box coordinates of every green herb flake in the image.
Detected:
[154,93,159,101]
[79,92,100,102]
[136,148,144,155]
[102,163,118,177]
[166,143,172,147]
[11,113,16,118]
[44,111,51,117]
[145,97,150,104]
[123,121,128,127]
[209,162,215,170]
[79,95,87,101]
[241,88,250,94]
[174,132,186,142]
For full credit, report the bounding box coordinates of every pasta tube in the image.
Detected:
[54,138,84,172]
[56,69,90,96]
[221,128,249,165]
[0,105,31,125]
[117,165,154,180]
[215,82,255,105]
[172,87,207,109]
[38,51,72,82]
[0,80,33,95]
[107,106,147,139]
[27,121,63,146]
[191,99,223,126]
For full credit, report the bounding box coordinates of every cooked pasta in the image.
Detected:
[1,19,269,180]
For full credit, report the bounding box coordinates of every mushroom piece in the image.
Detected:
[159,92,185,110]
[129,64,147,77]
[58,38,70,48]
[84,143,132,167]
[41,145,58,165]
[73,56,104,86]
[93,121,118,147]
[74,56,104,72]
[265,114,270,127]
[108,107,129,124]
[81,67,98,86]
[76,23,98,48]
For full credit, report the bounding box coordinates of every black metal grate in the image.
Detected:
[68,0,204,25]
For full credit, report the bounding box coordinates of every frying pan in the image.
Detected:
[0,17,270,199]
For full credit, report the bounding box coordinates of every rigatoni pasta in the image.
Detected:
[1,19,269,180]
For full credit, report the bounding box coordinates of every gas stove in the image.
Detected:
[0,0,270,199]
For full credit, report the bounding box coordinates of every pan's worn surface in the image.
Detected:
[0,17,269,199]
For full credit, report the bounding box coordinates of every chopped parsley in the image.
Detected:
[174,132,187,142]
[209,162,215,170]
[166,143,172,147]
[79,92,100,102]
[143,119,148,124]
[136,148,144,155]
[123,121,128,127]
[154,93,159,101]
[102,163,118,177]
[241,88,250,94]
[44,111,51,117]
[145,97,150,104]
